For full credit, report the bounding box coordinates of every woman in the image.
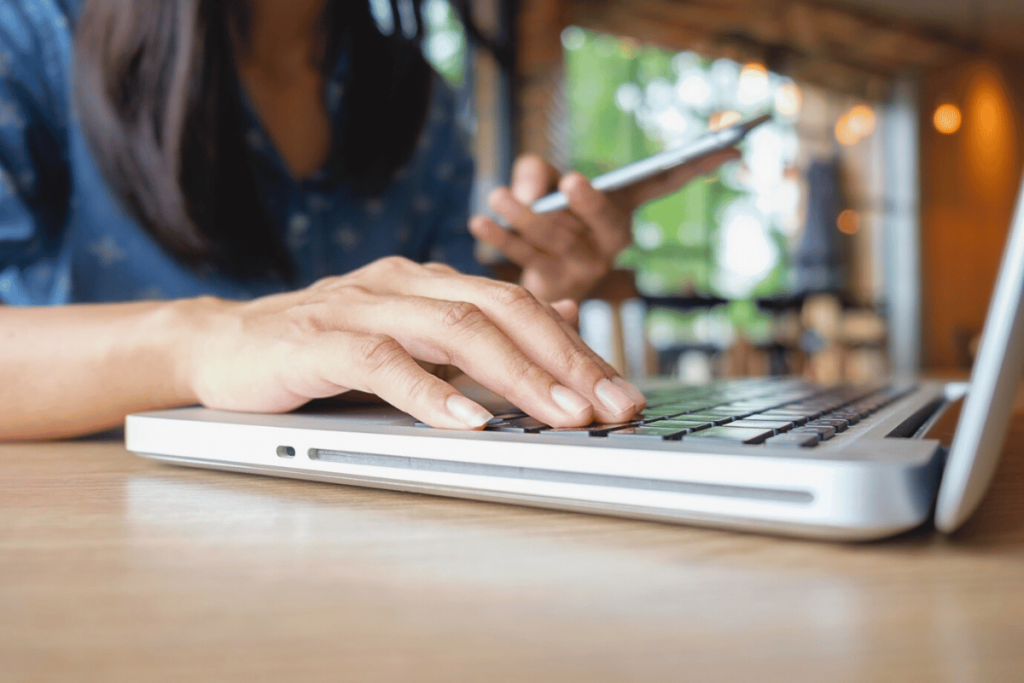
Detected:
[0,0,733,439]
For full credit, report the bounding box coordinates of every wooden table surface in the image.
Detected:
[3,416,1023,682]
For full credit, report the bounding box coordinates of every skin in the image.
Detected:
[0,258,644,440]
[234,0,331,178]
[474,149,740,302]
[0,0,735,440]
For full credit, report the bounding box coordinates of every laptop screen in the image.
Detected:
[936,173,1024,532]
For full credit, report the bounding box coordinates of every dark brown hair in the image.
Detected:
[73,0,432,280]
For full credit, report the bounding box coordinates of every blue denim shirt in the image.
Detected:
[0,0,480,305]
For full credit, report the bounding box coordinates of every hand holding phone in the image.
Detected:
[523,113,769,217]
[470,117,762,302]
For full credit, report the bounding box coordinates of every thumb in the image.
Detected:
[511,154,560,204]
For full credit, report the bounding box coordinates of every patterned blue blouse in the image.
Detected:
[0,0,481,306]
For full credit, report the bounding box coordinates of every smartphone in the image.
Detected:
[521,113,771,217]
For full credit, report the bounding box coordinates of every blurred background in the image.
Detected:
[412,0,1024,384]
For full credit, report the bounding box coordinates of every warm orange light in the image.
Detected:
[847,104,876,138]
[709,110,742,131]
[837,209,860,235]
[741,62,769,77]
[933,104,962,134]
[774,82,803,117]
[834,114,858,146]
[963,67,1015,202]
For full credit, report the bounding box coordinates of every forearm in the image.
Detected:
[0,300,202,440]
[0,258,647,441]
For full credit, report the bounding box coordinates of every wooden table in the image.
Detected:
[3,417,1023,683]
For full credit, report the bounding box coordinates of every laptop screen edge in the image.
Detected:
[935,174,1024,532]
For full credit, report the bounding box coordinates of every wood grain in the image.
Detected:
[2,419,1023,683]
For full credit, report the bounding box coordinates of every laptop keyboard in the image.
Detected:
[420,379,912,448]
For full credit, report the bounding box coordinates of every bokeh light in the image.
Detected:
[560,26,585,51]
[676,69,712,108]
[615,83,642,112]
[834,114,858,146]
[737,62,770,106]
[847,105,876,138]
[834,105,876,146]
[933,103,962,134]
[715,202,779,299]
[837,209,860,235]
[774,82,803,117]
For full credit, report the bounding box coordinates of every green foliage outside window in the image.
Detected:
[422,12,803,349]
[564,28,802,346]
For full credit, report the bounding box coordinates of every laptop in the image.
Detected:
[125,174,1024,541]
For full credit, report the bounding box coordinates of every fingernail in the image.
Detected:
[562,173,587,198]
[445,394,494,428]
[612,376,646,408]
[595,378,636,415]
[550,384,591,418]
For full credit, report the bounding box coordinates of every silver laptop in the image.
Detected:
[125,175,1024,541]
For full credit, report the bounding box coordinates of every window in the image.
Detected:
[563,28,804,349]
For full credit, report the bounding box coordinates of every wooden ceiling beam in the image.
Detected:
[568,0,969,97]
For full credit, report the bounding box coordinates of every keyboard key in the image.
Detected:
[540,422,638,437]
[807,418,848,433]
[829,411,861,425]
[726,419,793,433]
[780,406,823,420]
[642,419,712,433]
[639,408,689,420]
[490,411,527,421]
[791,425,836,440]
[670,413,736,425]
[764,432,821,447]
[749,413,807,426]
[715,403,776,415]
[484,416,548,433]
[653,404,717,415]
[686,426,775,444]
[844,404,874,418]
[606,426,688,440]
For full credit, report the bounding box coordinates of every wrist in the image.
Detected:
[147,296,235,406]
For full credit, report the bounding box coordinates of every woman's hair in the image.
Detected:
[74,0,433,280]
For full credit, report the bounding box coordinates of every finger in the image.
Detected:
[323,292,599,428]
[487,187,581,256]
[560,172,633,258]
[423,262,459,275]
[549,314,647,423]
[398,273,643,422]
[304,331,494,430]
[510,154,560,204]
[549,298,579,324]
[532,294,645,417]
[322,260,644,422]
[469,215,554,270]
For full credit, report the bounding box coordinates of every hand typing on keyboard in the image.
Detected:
[184,257,645,431]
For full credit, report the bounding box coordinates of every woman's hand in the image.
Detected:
[180,257,645,430]
[470,149,741,303]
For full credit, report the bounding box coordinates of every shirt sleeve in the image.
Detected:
[418,77,486,277]
[0,0,73,305]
